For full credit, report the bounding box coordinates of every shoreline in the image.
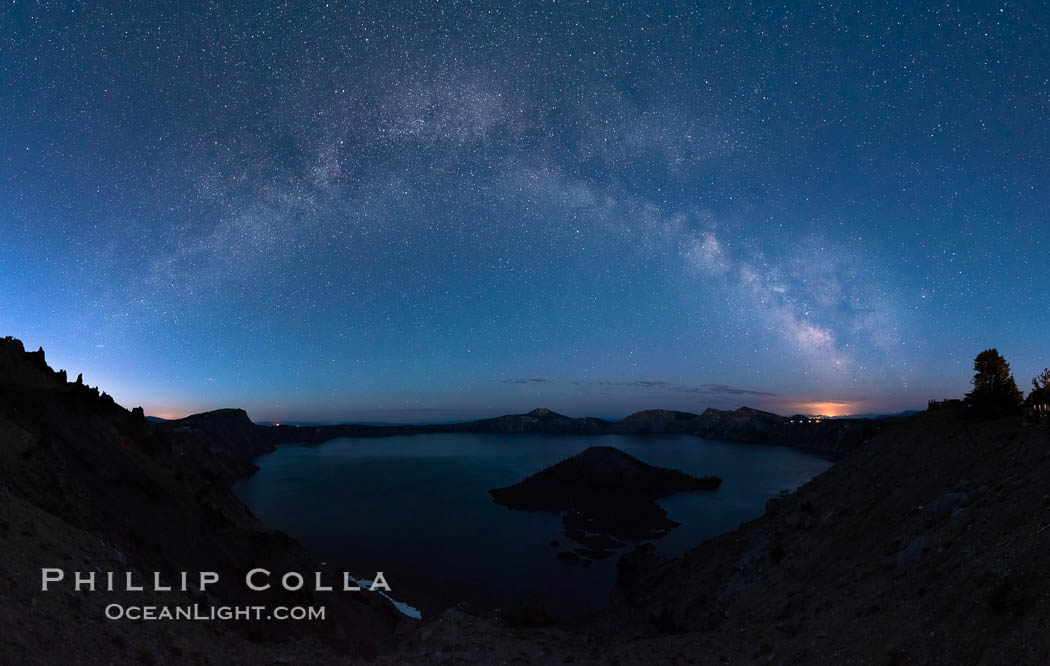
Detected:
[234,430,839,624]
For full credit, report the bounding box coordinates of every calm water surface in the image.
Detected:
[234,433,831,619]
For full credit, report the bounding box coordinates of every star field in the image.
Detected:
[1,1,1048,421]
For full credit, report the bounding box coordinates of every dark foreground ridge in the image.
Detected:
[490,446,721,565]
[0,337,403,664]
[390,406,1050,664]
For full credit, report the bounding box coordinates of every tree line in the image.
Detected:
[965,348,1050,415]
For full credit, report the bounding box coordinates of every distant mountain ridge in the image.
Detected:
[0,336,402,663]
[458,407,612,435]
[243,404,890,457]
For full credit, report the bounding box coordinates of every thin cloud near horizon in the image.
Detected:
[504,378,778,398]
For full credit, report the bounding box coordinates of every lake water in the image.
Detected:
[234,433,832,620]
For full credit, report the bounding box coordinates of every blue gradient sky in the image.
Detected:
[2,1,1048,422]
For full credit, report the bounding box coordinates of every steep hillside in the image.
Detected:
[389,408,1050,664]
[604,406,1050,663]
[0,337,402,664]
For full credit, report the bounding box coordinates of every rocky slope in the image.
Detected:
[390,406,1050,664]
[458,407,612,435]
[0,337,404,664]
[603,405,1050,663]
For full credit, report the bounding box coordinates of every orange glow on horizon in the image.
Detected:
[143,410,185,420]
[139,406,215,421]
[796,401,855,417]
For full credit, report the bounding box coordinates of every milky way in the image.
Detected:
[2,2,1048,421]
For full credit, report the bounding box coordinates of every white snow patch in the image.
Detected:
[352,577,422,620]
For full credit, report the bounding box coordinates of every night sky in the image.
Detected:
[2,2,1048,422]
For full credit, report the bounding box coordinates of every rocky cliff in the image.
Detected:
[0,337,402,664]
[157,407,275,481]
[599,406,1050,663]
[388,407,1050,664]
